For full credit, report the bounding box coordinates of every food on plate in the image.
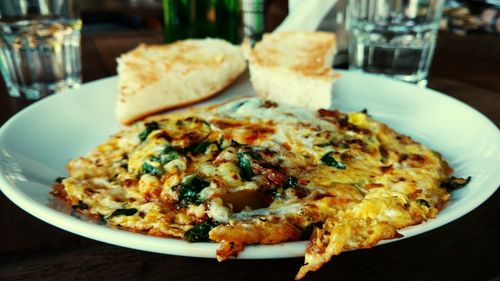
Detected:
[52,97,468,279]
[246,31,341,110]
[115,38,246,124]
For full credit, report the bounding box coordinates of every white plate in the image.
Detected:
[1,71,499,259]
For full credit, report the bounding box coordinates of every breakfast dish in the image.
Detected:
[52,97,468,279]
[116,39,246,124]
[246,31,341,110]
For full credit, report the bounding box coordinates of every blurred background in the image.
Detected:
[80,0,288,34]
[79,0,500,36]
[76,0,500,93]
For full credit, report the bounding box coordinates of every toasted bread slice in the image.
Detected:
[116,39,247,124]
[246,32,340,109]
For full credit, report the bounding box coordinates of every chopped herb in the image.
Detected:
[315,141,334,147]
[98,214,107,224]
[321,151,346,169]
[178,174,209,206]
[217,135,225,146]
[231,139,242,147]
[181,174,197,186]
[55,176,66,183]
[142,162,163,177]
[301,223,322,240]
[150,155,161,162]
[262,100,278,108]
[164,145,176,153]
[160,146,179,164]
[120,162,128,169]
[416,199,430,207]
[237,152,254,180]
[72,200,88,210]
[441,176,471,190]
[184,142,211,154]
[237,148,264,180]
[184,219,219,242]
[232,100,247,110]
[246,150,262,160]
[379,145,389,163]
[214,136,226,150]
[109,208,138,218]
[175,118,211,138]
[138,121,160,142]
[147,146,179,169]
[160,152,178,164]
[284,176,298,189]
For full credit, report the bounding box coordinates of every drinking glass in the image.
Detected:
[347,0,445,86]
[0,0,82,100]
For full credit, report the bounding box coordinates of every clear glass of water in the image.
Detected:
[0,0,82,100]
[347,0,445,87]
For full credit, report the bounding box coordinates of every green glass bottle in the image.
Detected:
[241,0,265,44]
[163,0,243,44]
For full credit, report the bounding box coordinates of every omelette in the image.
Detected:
[52,97,469,279]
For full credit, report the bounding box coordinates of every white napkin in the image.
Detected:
[274,0,339,32]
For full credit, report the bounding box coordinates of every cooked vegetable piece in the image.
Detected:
[184,219,219,242]
[184,142,211,154]
[284,176,298,189]
[231,139,242,147]
[72,200,88,210]
[321,151,346,169]
[441,176,471,190]
[173,117,211,143]
[237,152,254,180]
[178,174,210,206]
[237,147,262,180]
[160,146,179,164]
[315,141,334,147]
[138,121,160,142]
[265,168,288,186]
[142,147,179,177]
[245,150,262,161]
[55,176,65,183]
[416,199,430,207]
[142,162,163,176]
[109,208,138,218]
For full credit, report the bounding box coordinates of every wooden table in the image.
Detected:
[0,30,499,281]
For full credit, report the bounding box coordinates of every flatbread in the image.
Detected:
[116,39,247,124]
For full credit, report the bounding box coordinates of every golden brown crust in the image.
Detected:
[121,69,246,125]
[117,39,247,125]
[210,220,302,246]
[250,31,337,79]
[119,43,228,98]
[296,218,401,280]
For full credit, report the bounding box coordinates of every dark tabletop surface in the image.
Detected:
[0,27,499,281]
